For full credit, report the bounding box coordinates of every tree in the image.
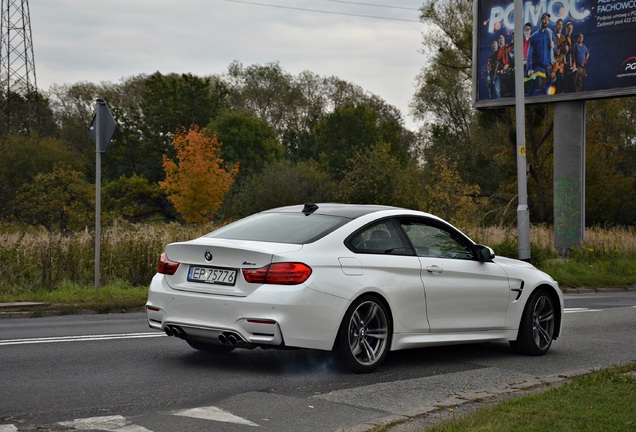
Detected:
[207,109,284,181]
[585,98,636,225]
[313,104,408,179]
[422,154,482,227]
[225,62,413,162]
[221,160,337,218]
[141,72,227,135]
[12,165,94,232]
[226,61,303,135]
[0,89,58,137]
[160,126,238,224]
[103,174,174,222]
[336,142,423,209]
[49,73,229,186]
[412,0,473,135]
[0,135,81,220]
[49,79,149,182]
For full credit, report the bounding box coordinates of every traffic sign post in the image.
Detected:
[89,99,117,292]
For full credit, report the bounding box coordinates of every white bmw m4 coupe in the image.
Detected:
[146,203,563,373]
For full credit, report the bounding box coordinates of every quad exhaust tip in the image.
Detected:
[165,326,242,346]
[164,325,186,339]
[219,332,241,346]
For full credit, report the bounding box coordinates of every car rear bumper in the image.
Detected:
[146,273,348,351]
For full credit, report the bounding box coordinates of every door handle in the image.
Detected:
[426,265,444,274]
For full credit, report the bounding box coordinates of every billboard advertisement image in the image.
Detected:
[473,0,636,107]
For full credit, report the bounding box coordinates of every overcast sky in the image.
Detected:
[28,0,428,130]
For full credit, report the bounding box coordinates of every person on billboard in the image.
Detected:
[523,22,532,69]
[497,34,513,97]
[572,33,590,92]
[526,13,555,95]
[487,39,501,99]
[562,22,575,92]
[554,19,566,93]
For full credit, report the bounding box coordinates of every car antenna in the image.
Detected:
[302,203,319,216]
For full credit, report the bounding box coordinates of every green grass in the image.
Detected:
[540,255,636,288]
[423,363,636,432]
[0,280,148,314]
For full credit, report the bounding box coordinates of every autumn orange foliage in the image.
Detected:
[160,126,239,224]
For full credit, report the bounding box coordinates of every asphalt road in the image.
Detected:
[0,291,634,432]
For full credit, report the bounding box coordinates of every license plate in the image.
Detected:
[188,266,237,286]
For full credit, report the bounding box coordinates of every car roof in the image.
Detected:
[263,203,403,219]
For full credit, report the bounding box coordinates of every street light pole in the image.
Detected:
[513,0,531,261]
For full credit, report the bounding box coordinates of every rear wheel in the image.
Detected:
[186,339,235,354]
[510,289,556,355]
[336,295,391,373]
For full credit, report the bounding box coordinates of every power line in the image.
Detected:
[218,0,421,22]
[316,0,420,11]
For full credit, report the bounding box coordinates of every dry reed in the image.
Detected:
[1,222,634,293]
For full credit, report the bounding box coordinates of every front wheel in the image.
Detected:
[335,295,391,373]
[510,289,556,356]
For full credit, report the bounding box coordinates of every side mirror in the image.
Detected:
[475,245,495,262]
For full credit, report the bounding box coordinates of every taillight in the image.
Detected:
[242,262,312,285]
[158,253,180,275]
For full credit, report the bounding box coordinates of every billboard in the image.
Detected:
[473,0,636,107]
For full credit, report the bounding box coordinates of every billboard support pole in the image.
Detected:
[553,101,586,255]
[513,0,531,261]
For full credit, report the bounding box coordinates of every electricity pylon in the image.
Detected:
[0,0,39,135]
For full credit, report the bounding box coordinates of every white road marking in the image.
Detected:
[172,406,260,427]
[564,308,601,313]
[0,332,166,346]
[0,424,18,432]
[58,415,152,431]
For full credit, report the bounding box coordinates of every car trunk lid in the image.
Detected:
[163,237,303,297]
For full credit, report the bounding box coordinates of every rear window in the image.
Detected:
[205,213,350,244]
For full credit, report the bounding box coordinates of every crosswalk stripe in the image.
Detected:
[58,415,152,431]
[172,406,260,427]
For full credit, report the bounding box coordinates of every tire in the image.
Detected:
[186,339,235,354]
[510,289,556,356]
[335,295,391,373]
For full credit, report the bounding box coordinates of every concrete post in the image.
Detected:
[553,101,586,255]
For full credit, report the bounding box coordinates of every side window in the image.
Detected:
[401,220,473,260]
[349,220,410,255]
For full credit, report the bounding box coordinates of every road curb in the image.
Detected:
[561,286,635,294]
[345,369,596,432]
[0,302,145,319]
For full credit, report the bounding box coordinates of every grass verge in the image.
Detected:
[420,362,636,432]
[0,280,148,314]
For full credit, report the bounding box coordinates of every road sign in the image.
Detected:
[88,99,117,153]
[90,98,117,292]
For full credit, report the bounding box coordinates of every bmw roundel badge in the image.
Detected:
[204,251,213,262]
